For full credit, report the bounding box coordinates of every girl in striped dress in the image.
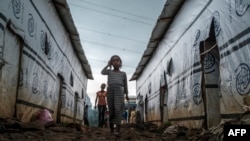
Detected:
[101,55,129,136]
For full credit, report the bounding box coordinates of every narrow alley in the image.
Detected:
[1,0,250,141]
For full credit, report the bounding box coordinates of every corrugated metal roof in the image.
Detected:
[130,0,185,81]
[53,0,94,79]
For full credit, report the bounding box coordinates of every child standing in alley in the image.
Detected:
[94,83,107,128]
[101,55,129,136]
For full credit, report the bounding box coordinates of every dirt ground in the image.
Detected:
[0,119,210,141]
[0,120,163,141]
[1,112,250,141]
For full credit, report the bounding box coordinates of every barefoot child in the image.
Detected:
[101,55,129,136]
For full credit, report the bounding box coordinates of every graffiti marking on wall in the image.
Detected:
[204,53,215,74]
[27,13,34,37]
[193,83,202,105]
[235,0,250,16]
[32,72,38,94]
[229,0,233,23]
[40,30,46,51]
[235,63,250,95]
[212,11,221,37]
[12,0,21,19]
[43,80,49,99]
[227,73,233,96]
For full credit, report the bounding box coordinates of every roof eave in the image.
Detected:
[53,0,94,80]
[130,0,185,81]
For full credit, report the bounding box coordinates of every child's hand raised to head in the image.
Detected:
[125,94,129,101]
[107,60,111,67]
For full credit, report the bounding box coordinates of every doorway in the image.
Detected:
[200,20,221,128]
[56,75,63,123]
[145,95,148,122]
[0,27,22,118]
[73,92,79,123]
[160,85,165,123]
[160,71,168,123]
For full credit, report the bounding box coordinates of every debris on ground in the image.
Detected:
[0,112,250,140]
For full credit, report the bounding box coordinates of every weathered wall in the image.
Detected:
[0,0,88,123]
[136,0,250,128]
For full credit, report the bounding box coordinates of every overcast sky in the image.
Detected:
[67,0,165,107]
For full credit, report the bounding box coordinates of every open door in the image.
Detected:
[145,95,148,122]
[160,71,168,123]
[160,85,165,123]
[73,92,79,123]
[56,75,63,123]
[200,20,221,128]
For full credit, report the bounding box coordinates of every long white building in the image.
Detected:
[0,0,93,124]
[131,0,250,128]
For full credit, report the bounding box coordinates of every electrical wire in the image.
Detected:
[77,0,155,21]
[77,26,147,44]
[82,40,144,54]
[88,58,136,68]
[68,2,154,26]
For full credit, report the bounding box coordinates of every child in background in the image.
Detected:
[101,55,129,136]
[94,83,107,128]
[84,105,89,126]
